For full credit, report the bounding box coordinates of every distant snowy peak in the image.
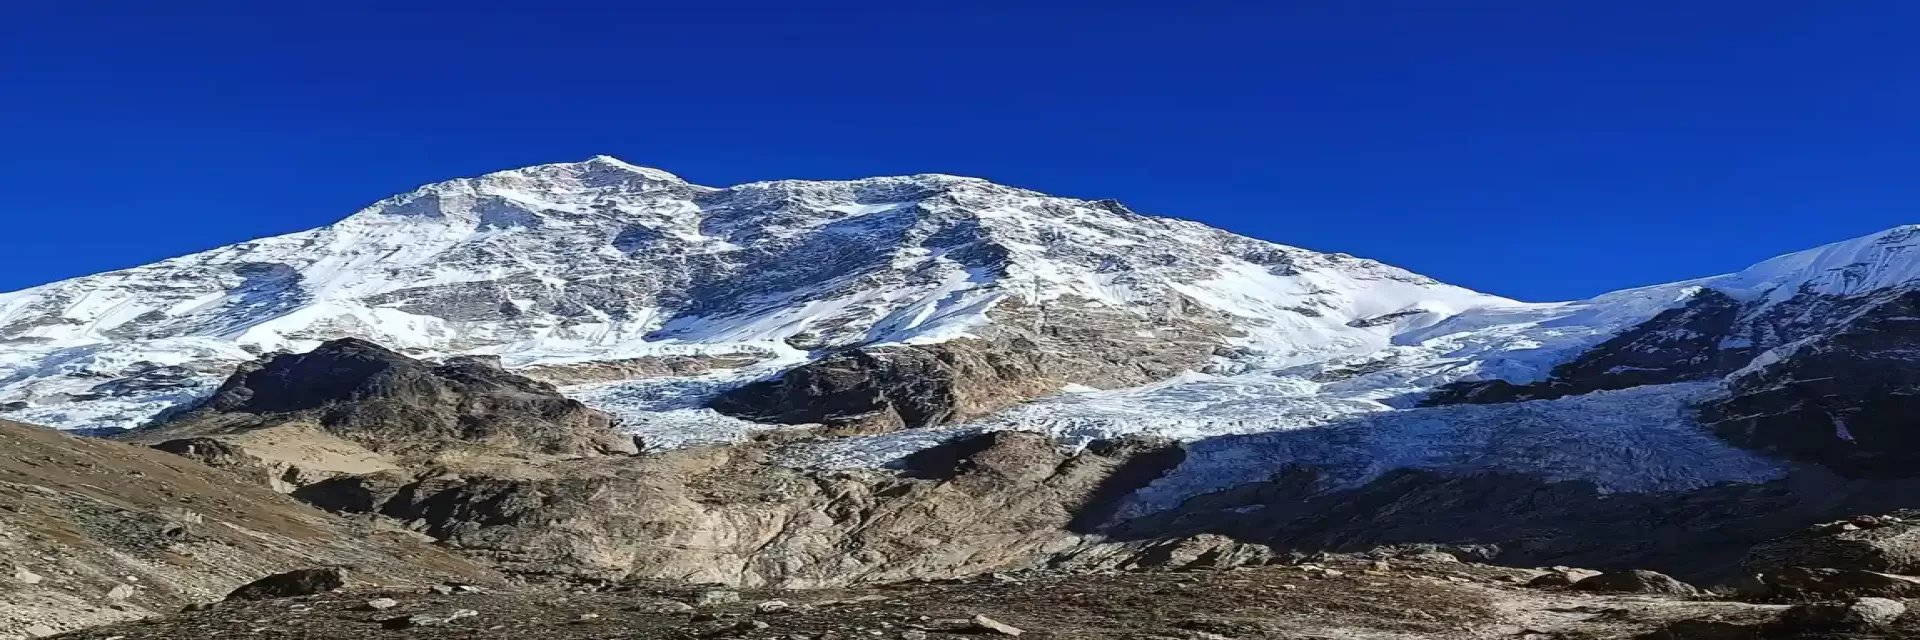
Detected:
[1697,224,1920,302]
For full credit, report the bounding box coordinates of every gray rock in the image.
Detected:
[692,588,741,606]
[1746,513,1920,574]
[11,566,44,585]
[1569,570,1699,596]
[362,598,400,611]
[107,583,135,600]
[155,338,637,461]
[225,568,346,601]
[756,600,791,613]
[1756,567,1920,599]
[1778,597,1907,632]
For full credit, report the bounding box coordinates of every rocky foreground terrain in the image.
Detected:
[39,547,1920,640]
[17,160,1920,638]
[7,335,1920,638]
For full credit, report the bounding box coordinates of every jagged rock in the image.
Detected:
[1049,534,1275,572]
[1776,597,1907,632]
[1745,512,1920,574]
[1755,567,1920,599]
[1569,570,1698,596]
[106,584,134,600]
[150,338,636,458]
[756,600,791,613]
[225,568,346,601]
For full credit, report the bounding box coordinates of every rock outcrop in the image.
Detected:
[0,419,497,639]
[1425,288,1750,406]
[1702,290,1920,477]
[152,338,636,458]
[225,568,347,601]
[289,431,1184,587]
[711,297,1238,433]
[1570,570,1700,596]
[1745,513,1920,574]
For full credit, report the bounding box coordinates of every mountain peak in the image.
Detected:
[577,154,684,181]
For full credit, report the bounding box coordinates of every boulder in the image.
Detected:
[1569,570,1699,596]
[1528,568,1603,588]
[1755,566,1920,599]
[225,568,346,601]
[1775,597,1907,633]
[1745,513,1920,574]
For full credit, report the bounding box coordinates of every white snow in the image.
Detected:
[0,156,1913,513]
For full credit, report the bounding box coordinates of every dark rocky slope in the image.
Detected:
[150,338,638,458]
[710,297,1241,433]
[1702,290,1920,477]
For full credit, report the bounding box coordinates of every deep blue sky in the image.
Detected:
[3,2,1916,301]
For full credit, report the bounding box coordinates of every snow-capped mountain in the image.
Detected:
[0,156,1510,431]
[4,156,1920,484]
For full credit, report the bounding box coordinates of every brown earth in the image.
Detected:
[51,555,1895,640]
[0,419,500,639]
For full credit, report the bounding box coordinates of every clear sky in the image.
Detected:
[3,2,1917,301]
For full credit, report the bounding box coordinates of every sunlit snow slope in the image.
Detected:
[3,156,1919,484]
[0,156,1513,432]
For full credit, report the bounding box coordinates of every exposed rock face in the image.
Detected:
[1702,290,1920,477]
[1776,597,1908,633]
[225,568,347,601]
[144,338,636,458]
[1570,570,1700,596]
[711,297,1237,432]
[515,353,768,387]
[1426,289,1749,406]
[1745,513,1920,574]
[286,432,1184,587]
[0,419,497,639]
[1426,286,1896,410]
[1753,567,1920,600]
